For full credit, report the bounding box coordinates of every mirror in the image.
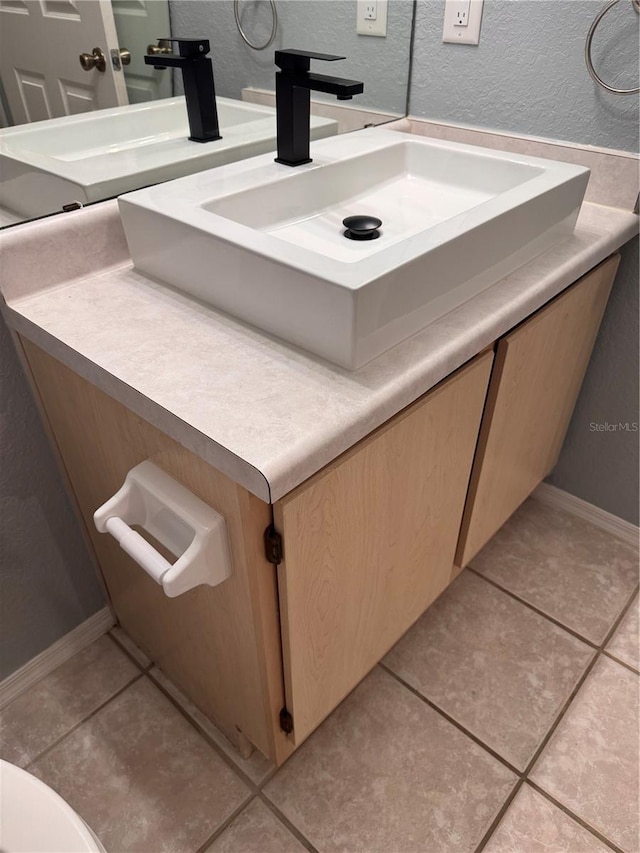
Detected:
[0,0,414,229]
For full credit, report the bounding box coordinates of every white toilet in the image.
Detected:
[0,760,106,853]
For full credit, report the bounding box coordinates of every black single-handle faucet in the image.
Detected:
[274,49,364,166]
[145,38,221,143]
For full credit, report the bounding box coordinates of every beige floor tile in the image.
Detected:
[531,656,639,853]
[471,499,639,643]
[606,594,639,671]
[0,635,139,767]
[30,677,251,853]
[265,667,516,853]
[109,626,152,669]
[384,571,594,770]
[150,666,275,785]
[206,799,307,853]
[483,784,611,853]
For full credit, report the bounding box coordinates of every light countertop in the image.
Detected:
[1,194,636,503]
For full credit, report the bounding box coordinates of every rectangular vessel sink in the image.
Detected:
[120,128,590,369]
[0,97,337,219]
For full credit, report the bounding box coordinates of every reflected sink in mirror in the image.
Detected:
[120,127,590,370]
[0,96,337,221]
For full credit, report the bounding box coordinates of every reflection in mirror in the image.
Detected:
[0,0,413,229]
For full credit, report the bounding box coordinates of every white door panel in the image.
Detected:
[0,0,128,125]
[112,0,171,103]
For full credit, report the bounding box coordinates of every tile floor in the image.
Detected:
[1,498,638,853]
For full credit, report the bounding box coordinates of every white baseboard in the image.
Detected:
[533,483,639,548]
[0,607,115,709]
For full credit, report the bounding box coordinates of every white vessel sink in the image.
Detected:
[0,97,337,219]
[120,128,590,369]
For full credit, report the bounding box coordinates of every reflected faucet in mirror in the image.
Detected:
[0,0,412,229]
[145,38,222,143]
[274,49,364,166]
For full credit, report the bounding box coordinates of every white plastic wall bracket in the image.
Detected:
[94,461,232,598]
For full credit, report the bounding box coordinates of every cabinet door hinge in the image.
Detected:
[264,524,283,565]
[279,706,294,734]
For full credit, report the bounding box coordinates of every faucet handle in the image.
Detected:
[275,49,346,72]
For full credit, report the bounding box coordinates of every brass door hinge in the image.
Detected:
[264,525,283,565]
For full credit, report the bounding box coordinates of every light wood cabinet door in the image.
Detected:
[274,351,494,745]
[455,254,620,569]
[19,339,293,765]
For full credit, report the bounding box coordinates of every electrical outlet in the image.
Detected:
[443,0,484,44]
[454,6,469,26]
[356,0,387,37]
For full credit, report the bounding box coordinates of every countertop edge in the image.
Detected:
[1,202,637,505]
[4,310,274,504]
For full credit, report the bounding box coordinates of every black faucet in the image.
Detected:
[145,38,221,143]
[274,49,364,166]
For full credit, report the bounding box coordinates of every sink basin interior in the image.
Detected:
[1,98,278,162]
[202,141,544,262]
[0,96,338,218]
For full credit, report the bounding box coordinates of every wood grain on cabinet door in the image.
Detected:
[19,338,293,766]
[274,350,494,745]
[455,254,620,571]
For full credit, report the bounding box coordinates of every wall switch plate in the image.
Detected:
[357,0,388,37]
[443,0,484,44]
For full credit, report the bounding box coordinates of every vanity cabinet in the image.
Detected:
[19,339,492,765]
[16,253,619,765]
[455,254,620,569]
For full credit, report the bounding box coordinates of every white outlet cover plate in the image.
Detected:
[443,0,484,44]
[357,0,387,37]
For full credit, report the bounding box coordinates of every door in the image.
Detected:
[0,0,128,125]
[274,351,494,746]
[112,0,171,103]
[455,254,620,569]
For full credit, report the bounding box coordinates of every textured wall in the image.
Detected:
[169,0,413,114]
[410,0,639,152]
[549,237,639,524]
[409,0,639,523]
[0,315,105,679]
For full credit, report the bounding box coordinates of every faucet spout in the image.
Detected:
[296,71,364,99]
[145,38,221,143]
[274,49,364,167]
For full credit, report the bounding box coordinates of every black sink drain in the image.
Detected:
[343,215,382,241]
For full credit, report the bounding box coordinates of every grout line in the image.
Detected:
[258,763,280,789]
[145,670,263,794]
[525,781,625,853]
[601,650,640,676]
[258,792,321,853]
[516,587,640,847]
[466,567,601,648]
[599,585,640,649]
[473,777,526,853]
[467,568,639,657]
[106,629,153,673]
[383,581,640,853]
[24,672,144,770]
[146,671,319,852]
[192,792,256,853]
[379,663,524,778]
[496,586,637,791]
[520,652,600,778]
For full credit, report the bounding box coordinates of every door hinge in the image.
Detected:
[264,525,283,565]
[279,706,294,734]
